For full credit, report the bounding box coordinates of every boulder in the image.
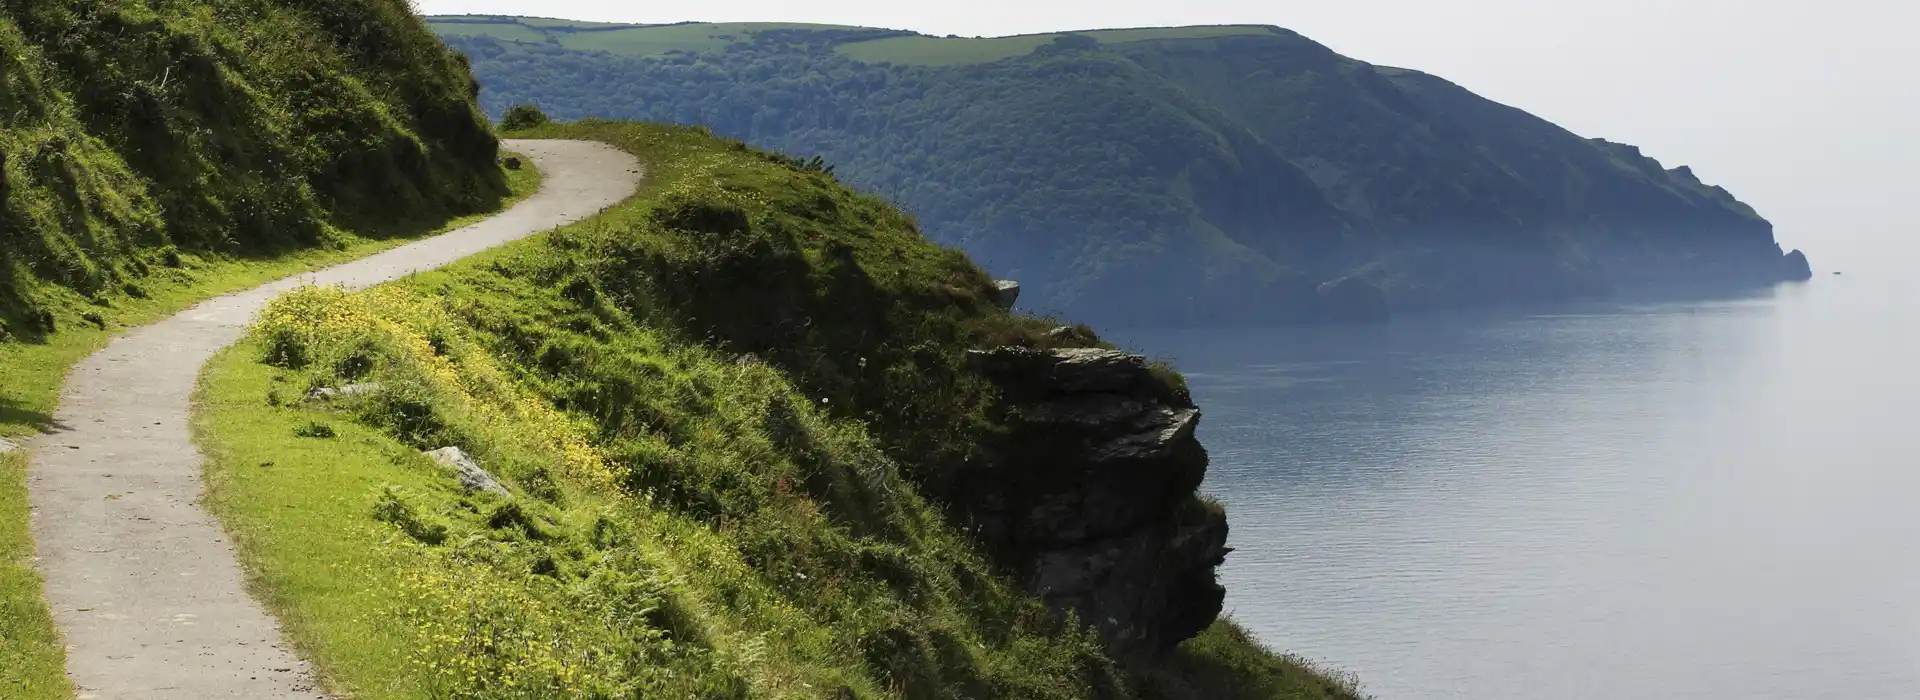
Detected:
[424,447,510,497]
[1782,249,1814,281]
[0,437,18,455]
[502,157,523,171]
[991,280,1021,310]
[306,383,381,401]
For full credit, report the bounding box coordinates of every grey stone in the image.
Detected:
[0,437,18,455]
[305,383,381,401]
[992,280,1021,310]
[971,346,1147,396]
[426,447,510,496]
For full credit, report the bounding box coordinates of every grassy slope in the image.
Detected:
[2,1,506,342]
[197,121,1364,699]
[0,159,540,700]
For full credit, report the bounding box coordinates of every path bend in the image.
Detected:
[26,140,641,699]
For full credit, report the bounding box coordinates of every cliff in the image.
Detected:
[430,17,1812,327]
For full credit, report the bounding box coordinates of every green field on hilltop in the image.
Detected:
[835,26,1278,66]
[424,16,873,56]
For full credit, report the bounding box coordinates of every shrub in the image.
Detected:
[294,421,337,439]
[500,104,551,131]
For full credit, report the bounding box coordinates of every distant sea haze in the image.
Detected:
[1124,265,1919,699]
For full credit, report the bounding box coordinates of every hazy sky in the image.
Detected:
[415,0,1918,264]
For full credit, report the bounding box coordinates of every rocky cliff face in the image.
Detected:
[967,346,1229,655]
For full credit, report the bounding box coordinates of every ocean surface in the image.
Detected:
[1121,266,1919,699]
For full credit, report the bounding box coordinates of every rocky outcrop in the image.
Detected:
[1782,249,1813,281]
[991,280,1021,310]
[425,447,510,497]
[966,346,1228,656]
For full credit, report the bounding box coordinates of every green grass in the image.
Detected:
[196,121,1365,699]
[0,450,66,700]
[0,155,538,699]
[432,20,551,43]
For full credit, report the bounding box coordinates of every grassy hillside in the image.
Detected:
[3,1,507,348]
[196,121,1365,699]
[434,18,1813,328]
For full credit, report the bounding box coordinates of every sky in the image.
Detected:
[414,0,1919,266]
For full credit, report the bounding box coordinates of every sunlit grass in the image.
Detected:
[0,157,538,696]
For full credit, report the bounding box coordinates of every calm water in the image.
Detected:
[1123,271,1920,699]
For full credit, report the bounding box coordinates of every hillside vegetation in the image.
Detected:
[2,1,506,346]
[433,17,1814,328]
[197,121,1364,699]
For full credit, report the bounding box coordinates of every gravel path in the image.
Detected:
[25,140,640,699]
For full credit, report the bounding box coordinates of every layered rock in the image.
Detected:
[966,346,1228,655]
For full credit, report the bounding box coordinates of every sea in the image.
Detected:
[1122,247,1918,699]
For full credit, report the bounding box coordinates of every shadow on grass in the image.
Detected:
[0,397,58,436]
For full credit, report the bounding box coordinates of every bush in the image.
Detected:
[294,421,337,439]
[500,104,551,131]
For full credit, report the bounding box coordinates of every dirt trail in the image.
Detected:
[25,140,640,699]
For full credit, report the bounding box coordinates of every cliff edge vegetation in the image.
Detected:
[432,17,1814,328]
[1,2,515,697]
[195,120,1365,699]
